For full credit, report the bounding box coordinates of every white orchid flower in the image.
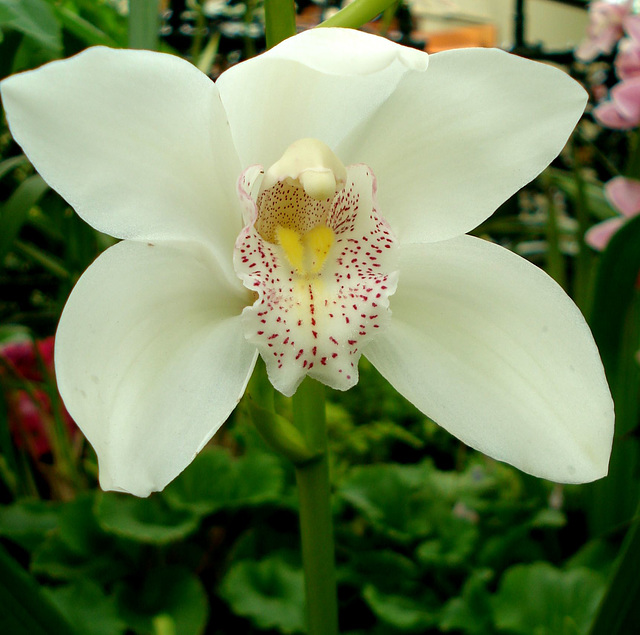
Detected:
[1,28,614,497]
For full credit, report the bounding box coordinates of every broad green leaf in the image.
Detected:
[341,550,419,592]
[588,511,640,635]
[0,0,61,52]
[0,173,49,261]
[491,563,605,635]
[219,555,305,634]
[95,491,199,545]
[337,460,497,543]
[415,515,479,569]
[0,499,60,551]
[440,569,494,635]
[337,463,434,542]
[0,542,76,635]
[32,494,137,582]
[117,567,208,635]
[363,584,437,632]
[45,579,125,635]
[586,214,640,534]
[164,447,285,516]
[51,5,118,47]
[589,214,640,374]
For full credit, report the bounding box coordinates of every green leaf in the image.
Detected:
[32,494,136,582]
[0,154,28,180]
[95,491,199,545]
[588,512,640,635]
[45,579,125,635]
[548,169,615,222]
[415,520,478,570]
[341,550,419,592]
[589,214,640,375]
[337,460,493,543]
[0,0,61,52]
[337,463,435,542]
[0,542,77,635]
[164,447,285,516]
[491,563,605,635]
[363,584,437,632]
[585,214,640,534]
[440,569,494,635]
[0,499,61,551]
[219,555,305,634]
[51,5,118,47]
[0,381,20,496]
[0,173,49,261]
[117,567,208,635]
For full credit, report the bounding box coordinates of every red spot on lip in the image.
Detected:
[329,337,338,345]
[312,346,317,356]
[295,349,304,360]
[348,339,357,345]
[321,357,327,365]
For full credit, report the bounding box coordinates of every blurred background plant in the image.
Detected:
[0,1,639,634]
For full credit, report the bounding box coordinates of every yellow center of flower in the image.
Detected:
[276,224,335,277]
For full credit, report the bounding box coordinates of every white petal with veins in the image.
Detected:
[365,236,614,483]
[338,47,588,243]
[55,240,257,496]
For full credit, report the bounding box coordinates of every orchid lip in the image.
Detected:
[233,139,399,397]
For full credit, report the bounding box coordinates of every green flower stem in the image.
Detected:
[318,0,398,29]
[264,0,297,49]
[293,378,339,635]
[128,0,159,51]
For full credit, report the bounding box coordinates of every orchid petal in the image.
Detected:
[611,76,640,120]
[605,176,640,216]
[624,14,640,41]
[615,37,640,80]
[338,48,587,243]
[593,100,638,129]
[0,47,242,279]
[585,217,627,250]
[55,240,257,497]
[365,236,613,483]
[216,28,428,170]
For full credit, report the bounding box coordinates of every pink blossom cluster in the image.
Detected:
[581,1,640,129]
[0,337,76,460]
[576,0,635,62]
[577,2,640,250]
